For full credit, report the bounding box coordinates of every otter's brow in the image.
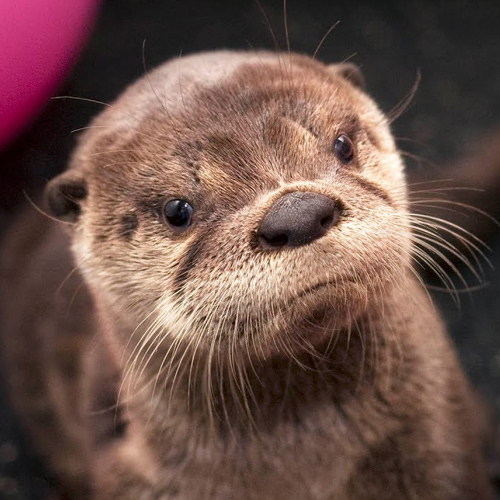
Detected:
[340,114,381,149]
[337,114,362,136]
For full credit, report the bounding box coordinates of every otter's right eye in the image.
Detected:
[333,134,355,164]
[162,199,194,231]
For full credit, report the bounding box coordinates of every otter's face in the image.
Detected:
[46,51,411,360]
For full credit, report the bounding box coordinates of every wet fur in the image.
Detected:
[0,51,496,499]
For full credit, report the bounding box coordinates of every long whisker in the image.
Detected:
[23,192,74,226]
[283,0,290,54]
[386,69,421,124]
[312,21,340,59]
[254,0,281,53]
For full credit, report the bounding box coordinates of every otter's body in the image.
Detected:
[0,51,494,499]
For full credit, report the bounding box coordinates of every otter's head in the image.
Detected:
[46,51,411,365]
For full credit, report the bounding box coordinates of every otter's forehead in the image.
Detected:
[110,51,300,127]
[95,50,370,134]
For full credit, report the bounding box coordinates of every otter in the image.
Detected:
[0,50,495,499]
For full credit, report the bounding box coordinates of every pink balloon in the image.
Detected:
[0,0,102,149]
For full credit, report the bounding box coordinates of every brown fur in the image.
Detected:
[0,50,494,499]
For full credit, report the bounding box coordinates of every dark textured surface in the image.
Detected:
[0,0,499,498]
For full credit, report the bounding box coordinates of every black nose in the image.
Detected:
[257,192,340,249]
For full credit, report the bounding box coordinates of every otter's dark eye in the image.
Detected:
[162,199,194,230]
[333,134,355,164]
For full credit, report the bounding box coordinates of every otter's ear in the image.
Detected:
[329,63,365,90]
[44,172,87,222]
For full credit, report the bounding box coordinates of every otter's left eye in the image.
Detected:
[162,199,194,230]
[333,134,355,164]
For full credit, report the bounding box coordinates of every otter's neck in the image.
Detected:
[100,279,426,441]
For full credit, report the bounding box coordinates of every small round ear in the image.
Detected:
[44,172,87,222]
[328,63,365,90]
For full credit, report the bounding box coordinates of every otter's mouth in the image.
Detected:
[296,280,337,299]
[295,271,365,301]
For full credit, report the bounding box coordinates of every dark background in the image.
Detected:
[0,0,499,498]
